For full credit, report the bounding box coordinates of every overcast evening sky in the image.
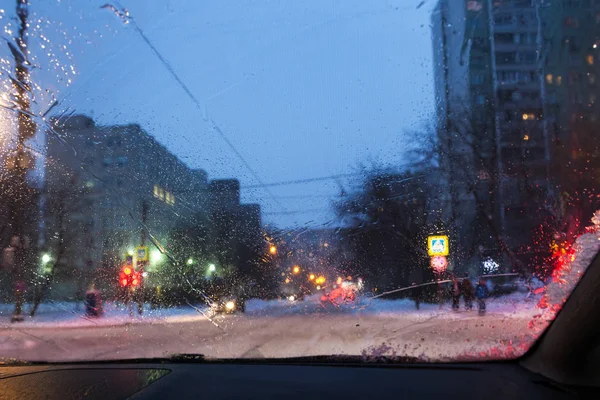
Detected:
[3,0,436,228]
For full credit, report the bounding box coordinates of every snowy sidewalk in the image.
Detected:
[0,301,208,329]
[0,292,541,330]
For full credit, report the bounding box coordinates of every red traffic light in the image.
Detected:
[119,265,143,287]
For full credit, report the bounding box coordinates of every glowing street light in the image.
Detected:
[187,258,194,265]
[292,265,300,274]
[309,273,315,281]
[41,253,51,264]
[208,263,216,272]
[269,245,277,255]
[151,249,163,263]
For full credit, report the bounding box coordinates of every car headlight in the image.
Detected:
[288,295,295,302]
[225,301,236,310]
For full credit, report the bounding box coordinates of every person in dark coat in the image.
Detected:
[475,278,489,314]
[462,273,474,311]
[411,283,422,310]
[2,236,30,322]
[450,277,461,311]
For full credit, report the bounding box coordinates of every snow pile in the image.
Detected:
[529,232,600,334]
[246,295,330,316]
[0,301,208,329]
[245,291,541,320]
[361,291,539,319]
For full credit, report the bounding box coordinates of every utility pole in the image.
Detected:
[141,199,148,246]
[5,0,36,321]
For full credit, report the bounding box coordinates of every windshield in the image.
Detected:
[0,0,599,363]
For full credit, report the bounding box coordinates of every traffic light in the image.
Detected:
[131,272,140,287]
[119,265,132,287]
[119,265,142,288]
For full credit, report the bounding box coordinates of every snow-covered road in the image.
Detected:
[2,223,597,363]
[0,294,546,363]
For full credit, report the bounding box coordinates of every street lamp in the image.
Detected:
[41,253,51,264]
[292,265,300,274]
[208,263,216,272]
[151,249,163,262]
[187,258,194,265]
[309,273,315,281]
[269,245,277,255]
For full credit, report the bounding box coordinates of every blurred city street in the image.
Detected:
[0,294,543,362]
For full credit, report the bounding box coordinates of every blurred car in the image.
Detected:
[207,276,248,313]
[212,295,246,314]
[281,281,310,302]
[320,281,359,306]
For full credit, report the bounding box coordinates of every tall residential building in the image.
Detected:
[432,0,553,271]
[540,0,600,225]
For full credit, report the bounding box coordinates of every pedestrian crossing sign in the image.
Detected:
[136,246,149,261]
[427,235,449,256]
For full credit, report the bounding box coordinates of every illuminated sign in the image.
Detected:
[430,256,448,272]
[136,246,149,261]
[427,235,449,256]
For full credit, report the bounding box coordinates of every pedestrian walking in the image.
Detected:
[2,236,30,322]
[411,283,421,310]
[450,277,461,311]
[462,273,474,311]
[475,278,489,315]
[85,282,103,317]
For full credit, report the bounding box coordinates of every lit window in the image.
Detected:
[164,191,175,205]
[523,134,530,141]
[522,113,535,121]
[556,76,562,85]
[159,188,165,201]
[545,74,553,84]
[153,185,160,198]
[587,54,594,65]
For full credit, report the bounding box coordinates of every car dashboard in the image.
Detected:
[0,359,590,399]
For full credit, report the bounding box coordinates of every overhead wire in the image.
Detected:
[242,172,366,189]
[115,1,287,212]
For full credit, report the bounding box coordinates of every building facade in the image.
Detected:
[44,115,261,298]
[540,0,600,227]
[432,0,561,272]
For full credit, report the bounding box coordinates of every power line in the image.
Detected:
[115,2,286,212]
[263,208,332,215]
[269,194,341,199]
[242,172,365,189]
